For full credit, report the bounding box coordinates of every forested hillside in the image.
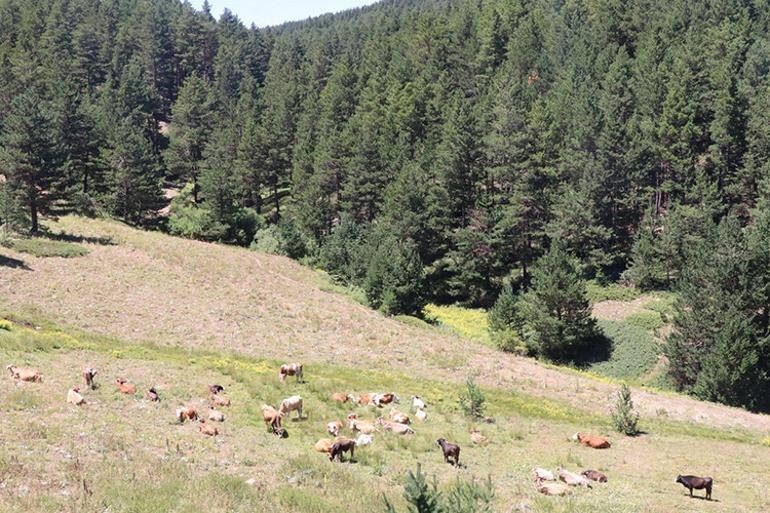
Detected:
[2,0,770,411]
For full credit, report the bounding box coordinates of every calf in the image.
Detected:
[533,468,555,481]
[198,419,218,436]
[373,392,398,407]
[176,406,198,423]
[6,365,41,382]
[83,368,97,390]
[261,405,283,432]
[582,470,608,483]
[208,407,225,422]
[330,392,351,403]
[572,432,611,449]
[329,438,356,462]
[208,384,225,395]
[676,475,712,500]
[377,417,414,435]
[279,395,303,420]
[67,387,85,406]
[115,378,136,395]
[388,408,410,424]
[535,478,572,497]
[327,420,343,437]
[558,466,592,488]
[144,387,160,402]
[411,396,426,410]
[436,438,460,466]
[347,414,377,434]
[278,363,304,383]
[211,394,231,407]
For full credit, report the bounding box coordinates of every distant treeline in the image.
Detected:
[2,0,770,411]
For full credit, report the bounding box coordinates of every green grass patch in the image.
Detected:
[585,281,642,302]
[643,292,677,320]
[1,237,89,258]
[423,304,491,346]
[315,270,369,306]
[624,310,666,330]
[589,320,660,382]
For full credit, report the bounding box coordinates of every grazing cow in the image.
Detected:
[208,384,225,395]
[347,414,377,434]
[582,470,608,483]
[329,438,356,462]
[144,387,160,402]
[67,387,85,405]
[558,466,592,488]
[355,433,373,446]
[535,478,572,496]
[327,420,343,437]
[279,395,303,420]
[331,392,351,403]
[415,409,427,421]
[211,394,231,407]
[470,428,488,445]
[6,365,41,382]
[676,475,712,500]
[278,363,304,383]
[176,406,198,423]
[115,378,136,395]
[389,408,410,425]
[83,368,97,390]
[198,420,218,436]
[377,417,414,435]
[411,396,426,410]
[436,438,460,466]
[208,407,225,422]
[261,405,283,432]
[534,468,555,481]
[572,432,611,449]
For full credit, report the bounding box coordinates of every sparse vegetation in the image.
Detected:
[590,320,660,382]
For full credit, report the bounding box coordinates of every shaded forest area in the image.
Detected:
[2,0,770,411]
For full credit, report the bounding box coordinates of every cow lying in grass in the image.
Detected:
[676,475,712,500]
[572,432,611,449]
[6,365,41,382]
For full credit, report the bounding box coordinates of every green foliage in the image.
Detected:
[459,376,486,419]
[589,320,659,382]
[422,304,491,347]
[1,238,89,258]
[518,241,601,361]
[385,465,494,513]
[487,285,526,353]
[611,384,640,436]
[363,236,426,316]
[585,281,642,303]
[624,311,665,331]
[0,320,12,331]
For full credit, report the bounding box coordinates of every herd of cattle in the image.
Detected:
[5,362,714,501]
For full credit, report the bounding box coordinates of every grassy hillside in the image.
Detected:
[1,318,769,513]
[2,216,770,512]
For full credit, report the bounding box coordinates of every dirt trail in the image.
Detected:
[1,216,769,433]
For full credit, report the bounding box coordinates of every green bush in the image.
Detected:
[0,320,11,331]
[585,280,642,302]
[385,465,494,513]
[459,376,486,419]
[1,238,89,258]
[589,320,659,381]
[168,203,228,241]
[611,384,640,436]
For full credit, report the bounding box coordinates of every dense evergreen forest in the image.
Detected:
[2,0,770,411]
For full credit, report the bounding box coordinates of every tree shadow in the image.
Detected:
[0,254,31,270]
[571,332,614,368]
[41,231,115,246]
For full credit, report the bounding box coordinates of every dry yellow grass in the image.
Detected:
[1,215,769,437]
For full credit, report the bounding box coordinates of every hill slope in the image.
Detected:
[1,216,768,433]
[2,217,770,512]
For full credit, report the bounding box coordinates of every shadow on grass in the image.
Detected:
[571,332,614,368]
[41,230,115,246]
[0,253,31,270]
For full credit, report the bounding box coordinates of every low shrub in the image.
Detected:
[586,280,642,303]
[624,310,666,330]
[459,376,486,419]
[611,383,640,436]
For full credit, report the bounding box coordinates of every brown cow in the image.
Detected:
[115,378,136,395]
[329,438,356,462]
[572,432,611,449]
[676,475,712,500]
